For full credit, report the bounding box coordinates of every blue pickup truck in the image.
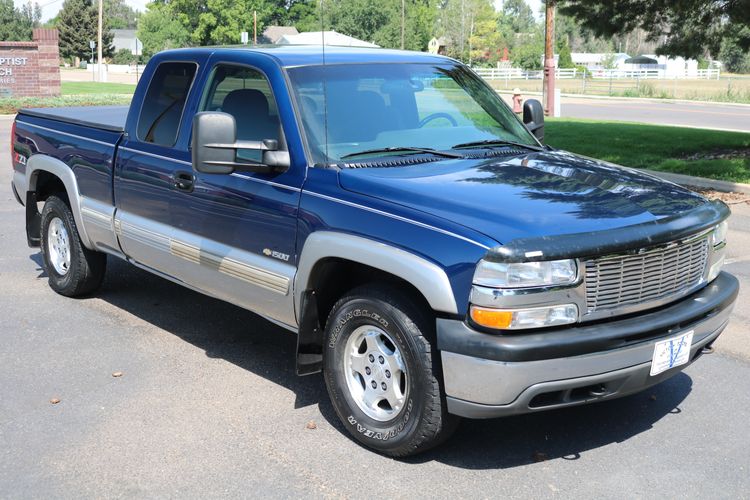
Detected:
[11,46,738,456]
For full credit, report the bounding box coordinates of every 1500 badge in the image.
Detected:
[262,248,290,261]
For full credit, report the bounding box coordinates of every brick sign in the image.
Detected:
[0,28,61,98]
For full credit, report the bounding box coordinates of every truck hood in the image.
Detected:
[338,150,708,245]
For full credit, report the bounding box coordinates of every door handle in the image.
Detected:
[173,171,195,192]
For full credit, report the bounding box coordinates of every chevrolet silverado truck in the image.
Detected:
[10,46,738,457]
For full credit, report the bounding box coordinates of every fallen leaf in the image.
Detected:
[306,421,317,430]
[50,398,60,405]
[112,371,123,378]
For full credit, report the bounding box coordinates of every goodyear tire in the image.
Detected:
[40,195,106,297]
[323,284,458,457]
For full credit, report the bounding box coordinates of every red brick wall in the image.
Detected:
[0,29,60,98]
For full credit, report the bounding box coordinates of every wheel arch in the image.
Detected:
[293,232,458,375]
[294,232,458,320]
[24,154,93,249]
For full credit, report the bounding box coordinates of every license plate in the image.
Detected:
[650,331,694,376]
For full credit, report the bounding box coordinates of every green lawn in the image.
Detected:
[61,81,136,95]
[0,81,135,114]
[545,118,750,184]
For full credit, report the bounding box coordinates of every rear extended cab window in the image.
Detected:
[137,62,198,147]
[199,64,281,162]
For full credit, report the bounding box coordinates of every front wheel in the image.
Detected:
[323,285,457,457]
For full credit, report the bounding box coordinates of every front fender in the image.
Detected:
[293,231,459,322]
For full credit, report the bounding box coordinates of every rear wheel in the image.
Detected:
[323,284,458,457]
[40,195,106,297]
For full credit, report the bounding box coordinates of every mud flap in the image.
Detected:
[296,289,324,376]
[25,191,41,248]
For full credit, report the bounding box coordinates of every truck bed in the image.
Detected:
[17,105,129,133]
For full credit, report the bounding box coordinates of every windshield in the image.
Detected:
[287,63,539,163]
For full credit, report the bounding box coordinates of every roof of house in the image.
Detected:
[276,30,379,48]
[260,26,299,44]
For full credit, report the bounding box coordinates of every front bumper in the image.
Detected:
[438,271,739,418]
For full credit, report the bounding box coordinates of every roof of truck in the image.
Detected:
[160,45,455,67]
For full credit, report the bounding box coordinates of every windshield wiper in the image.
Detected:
[341,146,463,160]
[451,139,543,152]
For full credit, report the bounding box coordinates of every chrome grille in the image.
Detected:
[585,237,709,313]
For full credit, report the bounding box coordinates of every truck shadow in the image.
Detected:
[89,255,692,470]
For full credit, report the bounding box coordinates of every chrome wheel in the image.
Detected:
[343,325,408,422]
[47,217,71,276]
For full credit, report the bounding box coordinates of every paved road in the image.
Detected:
[561,97,750,133]
[1,116,749,498]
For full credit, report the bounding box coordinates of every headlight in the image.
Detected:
[711,220,728,247]
[473,259,578,288]
[470,304,578,330]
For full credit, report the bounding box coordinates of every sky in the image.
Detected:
[22,0,542,23]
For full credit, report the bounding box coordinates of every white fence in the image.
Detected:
[473,67,721,81]
[472,67,578,80]
[86,63,147,74]
[589,68,720,80]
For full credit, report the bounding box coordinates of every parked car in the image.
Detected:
[10,46,738,456]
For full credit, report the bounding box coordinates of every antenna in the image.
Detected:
[320,0,329,164]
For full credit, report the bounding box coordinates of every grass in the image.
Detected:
[61,81,137,95]
[0,81,135,114]
[545,118,750,183]
[0,94,133,114]
[489,76,750,103]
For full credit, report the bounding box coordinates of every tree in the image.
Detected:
[105,0,139,30]
[436,0,497,61]
[137,2,191,57]
[600,52,618,69]
[559,0,750,59]
[58,0,114,62]
[720,26,750,73]
[468,1,505,66]
[498,0,535,36]
[322,0,435,51]
[147,0,282,46]
[557,39,574,68]
[511,34,544,69]
[0,0,41,41]
[285,0,319,33]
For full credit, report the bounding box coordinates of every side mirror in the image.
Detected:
[523,99,544,143]
[191,111,290,175]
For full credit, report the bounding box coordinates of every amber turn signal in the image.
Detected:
[470,306,513,329]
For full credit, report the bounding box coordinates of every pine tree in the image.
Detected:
[58,0,113,63]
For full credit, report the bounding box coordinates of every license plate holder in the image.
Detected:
[650,331,694,376]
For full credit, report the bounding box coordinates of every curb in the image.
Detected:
[642,169,750,194]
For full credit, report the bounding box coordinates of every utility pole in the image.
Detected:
[97,0,103,83]
[253,11,257,45]
[400,0,405,50]
[543,0,555,116]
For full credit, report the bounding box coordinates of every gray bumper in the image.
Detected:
[439,272,738,419]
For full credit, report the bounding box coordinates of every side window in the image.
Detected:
[200,65,280,162]
[137,62,197,147]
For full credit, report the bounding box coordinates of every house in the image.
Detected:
[570,52,630,70]
[276,30,378,48]
[111,29,142,55]
[427,37,448,55]
[259,26,299,45]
